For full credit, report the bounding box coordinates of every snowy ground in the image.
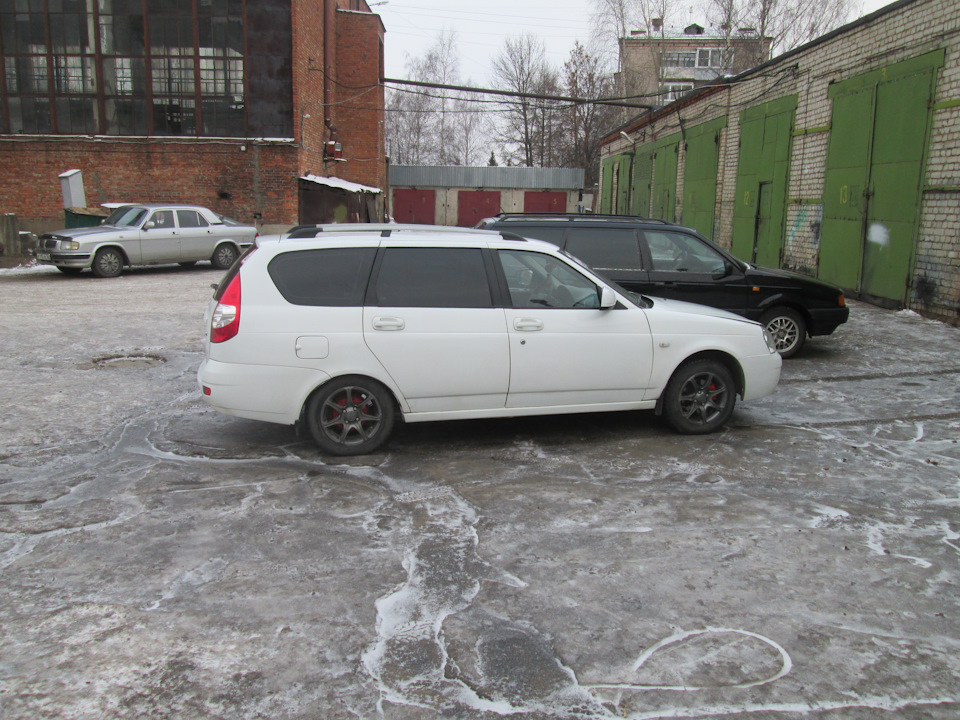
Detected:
[1,264,958,719]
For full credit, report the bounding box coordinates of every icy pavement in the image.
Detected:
[1,265,958,718]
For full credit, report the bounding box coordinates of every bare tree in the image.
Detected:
[560,42,617,186]
[492,33,555,167]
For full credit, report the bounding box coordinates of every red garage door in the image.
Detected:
[524,191,566,213]
[393,188,436,224]
[457,190,501,227]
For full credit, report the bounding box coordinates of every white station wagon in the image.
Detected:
[198,225,781,455]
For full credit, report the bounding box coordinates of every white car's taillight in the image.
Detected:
[211,274,241,343]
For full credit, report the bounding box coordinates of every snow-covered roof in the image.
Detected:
[300,174,381,194]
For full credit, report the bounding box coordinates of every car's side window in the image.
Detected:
[498,249,601,309]
[373,247,494,308]
[506,226,566,246]
[177,210,209,228]
[645,231,726,274]
[268,247,377,306]
[149,210,175,230]
[564,228,642,271]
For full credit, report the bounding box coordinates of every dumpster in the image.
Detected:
[64,206,110,228]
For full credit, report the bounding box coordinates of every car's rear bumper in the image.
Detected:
[807,306,850,336]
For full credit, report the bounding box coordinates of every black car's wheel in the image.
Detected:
[91,247,123,278]
[663,359,736,434]
[306,376,395,455]
[761,307,806,358]
[56,266,83,275]
[211,243,238,270]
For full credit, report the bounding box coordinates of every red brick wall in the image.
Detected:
[0,137,298,228]
[334,9,386,190]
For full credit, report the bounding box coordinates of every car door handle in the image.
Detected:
[372,316,405,331]
[514,318,543,331]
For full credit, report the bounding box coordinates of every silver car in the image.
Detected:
[33,204,258,277]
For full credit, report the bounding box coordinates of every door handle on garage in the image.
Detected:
[372,316,405,331]
[514,318,543,331]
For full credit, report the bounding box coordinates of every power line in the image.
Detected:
[382,77,657,110]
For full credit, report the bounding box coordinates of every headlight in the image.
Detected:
[62,240,80,250]
[763,327,778,354]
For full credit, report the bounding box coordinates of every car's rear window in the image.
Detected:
[268,247,376,306]
[372,247,494,308]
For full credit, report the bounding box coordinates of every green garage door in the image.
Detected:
[820,50,944,301]
[630,147,653,217]
[683,117,726,240]
[731,96,797,266]
[652,135,680,222]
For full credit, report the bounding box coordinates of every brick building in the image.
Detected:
[600,0,960,326]
[0,0,386,233]
[619,20,772,104]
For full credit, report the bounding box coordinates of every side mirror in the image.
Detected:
[599,286,617,309]
[144,221,155,230]
[713,262,733,280]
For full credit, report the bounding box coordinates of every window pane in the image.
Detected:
[645,232,726,273]
[499,249,600,309]
[374,248,493,308]
[565,229,641,270]
[268,248,377,306]
[177,210,205,227]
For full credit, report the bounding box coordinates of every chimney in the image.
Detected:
[652,17,663,31]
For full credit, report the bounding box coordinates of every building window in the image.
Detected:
[697,48,725,68]
[664,51,697,68]
[1,0,250,137]
[663,83,694,102]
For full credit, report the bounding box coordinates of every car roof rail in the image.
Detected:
[487,212,674,226]
[279,223,524,241]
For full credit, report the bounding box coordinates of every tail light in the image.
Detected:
[838,293,846,307]
[211,274,241,343]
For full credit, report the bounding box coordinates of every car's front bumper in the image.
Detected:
[807,306,850,336]
[31,248,92,268]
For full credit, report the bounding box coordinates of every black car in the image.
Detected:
[478,213,849,358]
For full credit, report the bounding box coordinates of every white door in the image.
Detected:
[362,247,510,414]
[497,249,655,408]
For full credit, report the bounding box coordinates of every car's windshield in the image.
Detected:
[105,206,147,227]
[216,214,237,226]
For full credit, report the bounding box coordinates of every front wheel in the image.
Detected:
[211,243,238,270]
[662,359,736,434]
[91,247,123,278]
[306,376,395,455]
[761,307,806,358]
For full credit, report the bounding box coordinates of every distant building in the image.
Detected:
[618,20,772,105]
[0,0,386,231]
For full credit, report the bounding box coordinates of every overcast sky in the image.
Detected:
[376,0,894,87]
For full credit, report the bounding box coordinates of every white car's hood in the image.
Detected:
[643,295,758,325]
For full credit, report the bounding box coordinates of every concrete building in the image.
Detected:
[389,166,587,227]
[0,0,386,235]
[619,20,772,104]
[599,0,960,326]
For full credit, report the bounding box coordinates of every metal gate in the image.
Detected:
[682,118,726,240]
[820,50,944,303]
[457,190,501,227]
[523,191,567,213]
[652,139,679,222]
[392,188,436,224]
[731,96,797,266]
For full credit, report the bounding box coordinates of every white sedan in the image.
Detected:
[33,204,257,277]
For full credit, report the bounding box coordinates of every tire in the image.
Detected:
[91,247,124,278]
[306,376,395,455]
[662,359,736,434]
[211,243,238,270]
[761,307,806,358]
[56,266,83,275]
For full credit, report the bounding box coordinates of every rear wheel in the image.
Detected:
[761,307,806,358]
[91,247,123,278]
[306,376,395,455]
[211,243,238,270]
[663,359,736,434]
